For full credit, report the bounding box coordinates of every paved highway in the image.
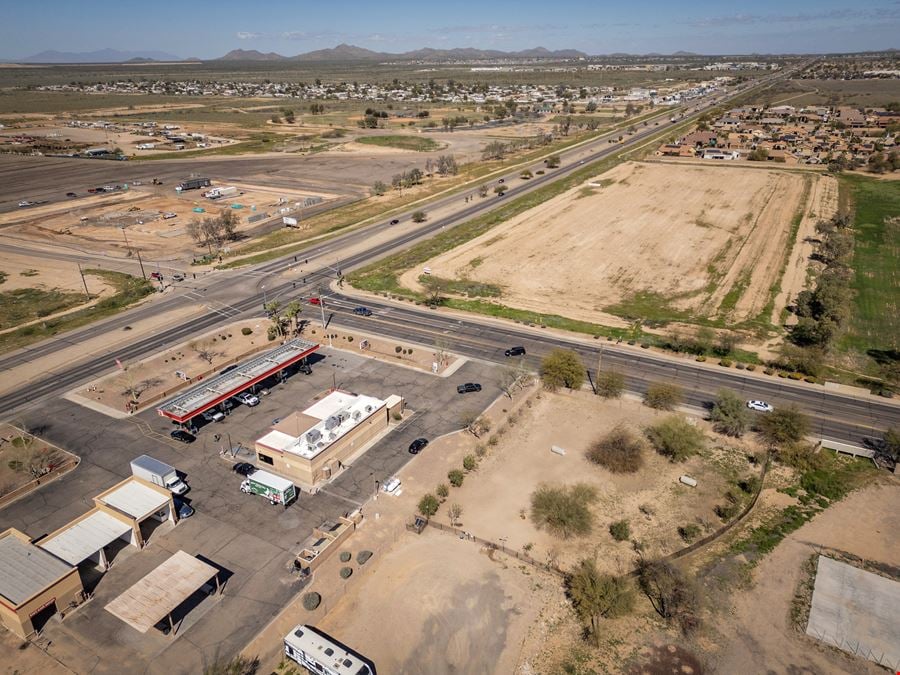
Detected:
[7,64,894,447]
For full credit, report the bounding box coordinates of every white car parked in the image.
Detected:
[746,400,774,413]
[201,409,225,423]
[234,392,260,407]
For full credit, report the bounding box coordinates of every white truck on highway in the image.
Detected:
[131,455,188,495]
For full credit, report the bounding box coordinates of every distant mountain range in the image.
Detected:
[22,49,185,63]
[217,43,590,62]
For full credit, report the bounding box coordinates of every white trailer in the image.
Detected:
[131,455,188,495]
[284,624,373,675]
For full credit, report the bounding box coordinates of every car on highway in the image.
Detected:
[170,429,196,444]
[232,462,256,476]
[456,382,482,394]
[173,497,194,519]
[309,297,321,305]
[504,346,526,357]
[353,306,373,316]
[66,192,77,198]
[202,409,225,423]
[17,200,34,208]
[497,178,505,183]
[389,219,400,225]
[172,272,185,282]
[746,400,774,413]
[408,438,429,454]
[234,392,260,407]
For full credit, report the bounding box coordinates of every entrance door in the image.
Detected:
[29,600,58,634]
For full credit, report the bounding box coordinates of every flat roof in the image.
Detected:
[256,391,385,461]
[157,338,319,423]
[97,479,170,519]
[105,550,218,633]
[38,510,132,566]
[0,531,74,607]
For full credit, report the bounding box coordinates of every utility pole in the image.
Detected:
[77,264,90,300]
[319,294,332,347]
[135,249,146,279]
[120,225,131,254]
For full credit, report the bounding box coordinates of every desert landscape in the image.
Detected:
[401,161,828,326]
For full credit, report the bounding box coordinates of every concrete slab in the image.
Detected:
[806,555,900,670]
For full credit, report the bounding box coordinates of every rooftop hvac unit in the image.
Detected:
[324,415,340,430]
[306,429,322,444]
[337,410,350,422]
[364,405,373,413]
[351,410,362,421]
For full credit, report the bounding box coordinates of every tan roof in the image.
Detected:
[105,551,217,633]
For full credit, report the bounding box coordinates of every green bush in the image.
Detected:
[418,493,439,516]
[463,454,476,471]
[357,550,373,565]
[595,370,625,399]
[764,367,775,375]
[241,327,253,336]
[302,592,321,611]
[746,364,757,372]
[609,519,631,541]
[645,416,705,462]
[715,502,740,521]
[540,349,585,390]
[719,359,733,367]
[644,382,683,410]
[678,523,702,542]
[340,567,353,579]
[436,483,449,500]
[696,355,707,362]
[448,469,464,487]
[586,424,645,473]
[531,483,598,539]
[788,372,804,380]
[339,551,351,563]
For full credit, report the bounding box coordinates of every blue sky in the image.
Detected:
[3,0,899,58]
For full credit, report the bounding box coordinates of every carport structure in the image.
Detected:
[157,338,320,425]
[105,551,220,636]
[94,477,176,548]
[38,510,133,571]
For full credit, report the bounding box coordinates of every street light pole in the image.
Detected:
[135,249,146,280]
[319,294,332,347]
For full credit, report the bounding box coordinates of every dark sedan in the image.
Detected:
[170,429,196,444]
[232,462,256,476]
[408,438,429,454]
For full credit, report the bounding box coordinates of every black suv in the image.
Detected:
[504,346,526,357]
[353,307,373,316]
[456,383,482,394]
[170,429,196,444]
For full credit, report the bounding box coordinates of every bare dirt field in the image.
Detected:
[0,249,113,296]
[1,180,335,260]
[0,423,76,498]
[401,161,820,325]
[441,389,759,571]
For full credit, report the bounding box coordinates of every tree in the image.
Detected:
[371,180,388,196]
[756,405,810,447]
[499,363,532,399]
[220,209,239,241]
[191,340,223,366]
[587,424,645,473]
[493,185,508,196]
[545,154,561,168]
[644,382,683,410]
[566,559,634,647]
[421,276,445,307]
[418,493,439,517]
[460,411,490,438]
[540,349,585,391]
[595,370,625,398]
[282,300,302,336]
[710,389,751,437]
[449,503,463,526]
[637,558,700,635]
[645,415,706,462]
[530,483,598,539]
[436,155,459,176]
[411,210,427,223]
[883,428,900,462]
[282,109,295,124]
[478,184,489,198]
[748,147,769,161]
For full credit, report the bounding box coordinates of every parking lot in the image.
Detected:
[0,347,501,673]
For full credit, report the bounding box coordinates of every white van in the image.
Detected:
[382,477,401,494]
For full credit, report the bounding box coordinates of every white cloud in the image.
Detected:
[236,31,262,40]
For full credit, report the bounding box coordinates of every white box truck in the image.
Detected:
[240,469,296,507]
[131,455,188,495]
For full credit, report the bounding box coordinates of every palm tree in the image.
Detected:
[283,300,302,336]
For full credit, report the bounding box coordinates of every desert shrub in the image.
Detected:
[540,349,585,390]
[714,502,740,521]
[645,416,705,462]
[475,444,487,457]
[586,424,645,473]
[756,405,810,447]
[302,592,321,611]
[357,550,373,565]
[340,567,353,579]
[710,389,751,437]
[644,382,683,410]
[566,559,635,647]
[339,551,351,562]
[745,364,757,371]
[418,493,439,516]
[462,454,476,471]
[637,559,701,635]
[241,327,253,336]
[719,359,733,367]
[595,370,625,398]
[436,483,449,500]
[764,367,775,375]
[609,519,631,541]
[448,469,464,487]
[737,475,761,494]
[696,355,707,362]
[678,523,702,542]
[530,483,598,539]
[395,345,403,354]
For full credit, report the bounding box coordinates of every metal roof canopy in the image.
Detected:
[0,532,74,607]
[105,551,219,634]
[38,510,132,566]
[157,338,320,424]
[97,480,170,519]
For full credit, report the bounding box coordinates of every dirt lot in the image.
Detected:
[0,249,114,296]
[441,389,758,571]
[402,161,820,325]
[0,423,76,498]
[1,181,335,259]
